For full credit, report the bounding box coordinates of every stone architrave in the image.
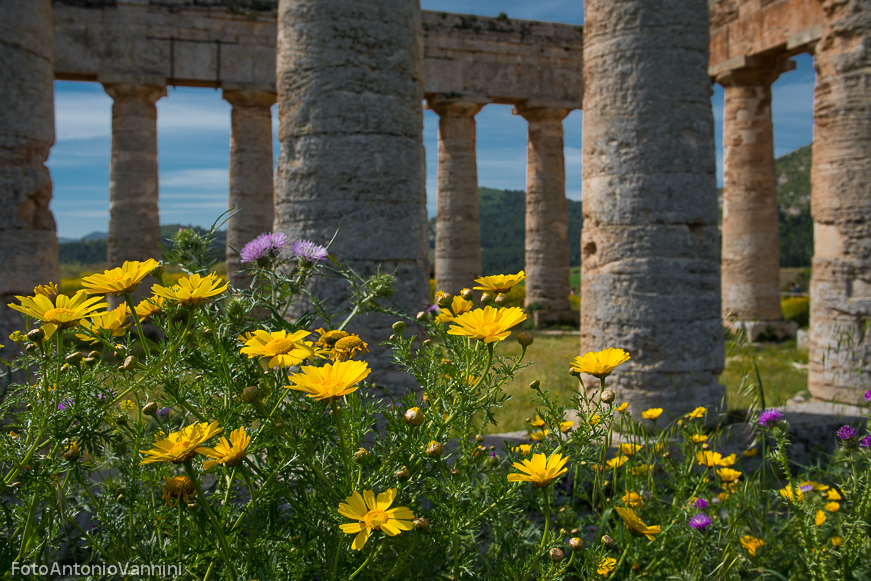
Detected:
[514,105,575,326]
[808,0,871,404]
[717,62,797,342]
[581,0,724,419]
[223,89,276,288]
[428,99,484,296]
[274,0,428,392]
[0,0,61,350]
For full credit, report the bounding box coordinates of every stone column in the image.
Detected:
[103,83,166,269]
[581,0,723,419]
[717,62,797,341]
[514,105,576,327]
[0,0,60,350]
[274,0,428,392]
[223,89,276,288]
[808,0,871,404]
[428,100,484,296]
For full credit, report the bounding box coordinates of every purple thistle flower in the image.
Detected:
[491,451,497,458]
[689,514,712,531]
[837,425,856,440]
[291,239,328,263]
[864,389,871,402]
[156,407,171,418]
[694,498,709,510]
[859,434,871,448]
[426,304,440,314]
[58,399,74,411]
[758,409,784,427]
[800,484,813,494]
[240,232,289,264]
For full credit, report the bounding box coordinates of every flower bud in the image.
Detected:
[450,468,460,476]
[113,348,126,359]
[63,445,80,462]
[601,535,615,547]
[425,441,443,458]
[701,443,711,451]
[570,528,579,535]
[354,447,370,461]
[549,548,565,563]
[121,355,137,372]
[461,288,474,301]
[413,517,431,533]
[662,451,670,459]
[25,343,38,353]
[116,494,125,503]
[416,311,427,321]
[528,379,541,391]
[389,334,397,341]
[65,352,83,365]
[26,328,44,343]
[404,407,424,427]
[421,339,432,348]
[437,292,454,309]
[395,467,411,480]
[569,367,581,377]
[392,321,406,334]
[600,390,616,404]
[475,434,485,443]
[241,386,260,404]
[142,402,159,416]
[517,332,534,347]
[559,528,568,537]
[481,292,493,305]
[569,537,584,551]
[151,264,165,279]
[187,503,199,510]
[632,562,641,572]
[84,357,98,367]
[87,350,100,359]
[494,293,508,306]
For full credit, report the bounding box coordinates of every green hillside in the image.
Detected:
[59,225,226,266]
[776,144,812,267]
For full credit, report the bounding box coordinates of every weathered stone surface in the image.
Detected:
[718,63,790,323]
[0,0,61,354]
[515,106,571,314]
[223,89,276,288]
[274,0,428,393]
[429,100,483,296]
[808,0,871,405]
[581,0,724,420]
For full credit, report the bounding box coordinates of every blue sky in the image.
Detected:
[48,1,815,239]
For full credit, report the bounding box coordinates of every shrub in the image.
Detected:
[782,296,810,328]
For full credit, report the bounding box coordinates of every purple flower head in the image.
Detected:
[156,407,171,418]
[864,389,871,403]
[291,239,328,264]
[240,232,289,264]
[58,399,74,411]
[837,425,856,440]
[426,304,440,314]
[859,434,871,448]
[758,409,784,427]
[491,451,497,458]
[800,484,814,494]
[694,498,709,510]
[688,514,712,531]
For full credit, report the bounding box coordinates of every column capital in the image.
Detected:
[425,97,486,118]
[512,105,570,123]
[714,58,796,87]
[102,83,167,104]
[222,89,277,109]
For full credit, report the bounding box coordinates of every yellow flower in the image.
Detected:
[8,290,106,331]
[152,273,228,307]
[695,451,722,468]
[338,489,414,550]
[641,408,663,421]
[607,456,628,469]
[800,480,829,492]
[330,334,369,361]
[629,464,652,476]
[527,415,546,428]
[825,501,840,513]
[597,557,617,576]
[138,421,222,465]
[512,444,534,455]
[718,454,737,467]
[826,489,842,501]
[831,536,842,548]
[779,486,804,502]
[614,507,661,540]
[690,434,708,444]
[815,510,827,526]
[740,535,765,556]
[162,475,195,507]
[717,491,731,502]
[197,427,251,470]
[81,259,160,296]
[473,271,526,294]
[34,282,59,298]
[135,295,166,320]
[588,414,602,427]
[241,330,315,368]
[447,306,527,343]
[529,429,549,442]
[622,491,643,509]
[314,328,349,350]
[436,295,475,323]
[717,468,742,483]
[559,420,574,433]
[742,447,758,457]
[506,452,568,488]
[569,348,630,379]
[619,443,642,456]
[686,407,707,419]
[615,402,629,413]
[286,360,371,402]
[75,304,130,344]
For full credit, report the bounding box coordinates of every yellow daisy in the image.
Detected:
[740,535,765,556]
[152,273,228,307]
[607,456,628,469]
[162,475,195,507]
[506,452,568,488]
[629,464,652,476]
[831,536,842,548]
[330,334,369,361]
[825,501,840,513]
[717,468,742,483]
[778,486,804,502]
[473,271,527,294]
[314,328,349,350]
[569,348,630,379]
[75,304,130,344]
[559,420,574,433]
[8,290,106,330]
[338,489,414,551]
[826,489,842,501]
[695,451,722,468]
[597,557,617,576]
[81,259,160,296]
[815,510,827,526]
[138,421,222,465]
[447,306,527,343]
[529,429,549,442]
[690,434,708,444]
[197,427,251,470]
[436,295,475,323]
[527,415,547,428]
[512,444,534,455]
[743,447,758,457]
[619,443,642,456]
[622,491,643,509]
[135,295,166,320]
[241,330,315,368]
[286,360,371,402]
[33,282,59,298]
[588,413,602,427]
[718,454,737,467]
[615,402,629,413]
[641,408,663,421]
[685,407,707,419]
[614,507,661,540]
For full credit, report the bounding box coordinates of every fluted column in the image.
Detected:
[0,0,60,351]
[275,0,428,392]
[103,83,166,268]
[717,62,796,341]
[581,0,723,419]
[223,89,276,288]
[809,0,871,404]
[515,106,573,324]
[428,100,484,295]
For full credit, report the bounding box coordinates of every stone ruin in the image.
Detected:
[0,0,869,418]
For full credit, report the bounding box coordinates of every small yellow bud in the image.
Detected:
[601,535,615,547]
[241,386,260,404]
[600,390,616,404]
[549,548,565,562]
[528,379,540,391]
[437,292,454,309]
[517,332,534,347]
[87,350,100,359]
[26,328,44,343]
[481,292,493,305]
[416,311,427,321]
[569,537,584,551]
[121,355,137,372]
[395,467,411,480]
[65,352,83,365]
[141,402,159,416]
[413,517,431,533]
[392,321,406,333]
[475,434,485,443]
[404,407,424,427]
[425,441,443,458]
[354,447,370,461]
[701,442,711,451]
[632,562,641,572]
[461,288,474,301]
[83,356,98,367]
[494,293,508,305]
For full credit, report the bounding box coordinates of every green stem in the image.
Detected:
[183,461,237,580]
[125,294,150,359]
[347,541,384,580]
[606,542,631,581]
[540,489,551,552]
[331,399,352,491]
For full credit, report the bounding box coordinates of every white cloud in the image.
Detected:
[160,168,228,189]
[54,91,112,141]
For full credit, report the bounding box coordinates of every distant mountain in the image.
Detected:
[58,225,226,266]
[81,231,108,241]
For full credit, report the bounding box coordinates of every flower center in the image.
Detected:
[263,338,296,356]
[362,509,389,530]
[169,440,195,455]
[318,378,344,393]
[335,336,363,351]
[479,322,501,336]
[43,308,76,322]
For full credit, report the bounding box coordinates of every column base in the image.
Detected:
[532,310,579,328]
[726,319,798,342]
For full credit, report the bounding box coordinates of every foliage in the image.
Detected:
[782,296,811,328]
